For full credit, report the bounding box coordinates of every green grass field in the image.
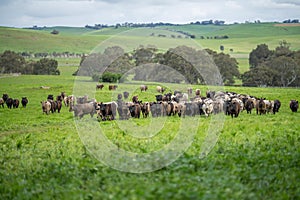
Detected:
[0,62,299,199]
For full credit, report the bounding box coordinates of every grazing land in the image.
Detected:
[0,23,300,199]
[0,63,300,199]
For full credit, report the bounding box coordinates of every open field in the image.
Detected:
[0,62,300,199]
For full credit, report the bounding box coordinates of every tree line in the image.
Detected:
[242,41,300,87]
[0,50,60,75]
[78,45,239,85]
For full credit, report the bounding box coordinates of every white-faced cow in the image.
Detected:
[156,86,165,93]
[41,101,51,115]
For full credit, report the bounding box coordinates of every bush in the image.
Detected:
[98,72,122,83]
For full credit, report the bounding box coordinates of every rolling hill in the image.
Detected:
[1,22,300,74]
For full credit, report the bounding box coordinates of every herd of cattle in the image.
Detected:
[1,85,299,121]
[0,94,28,109]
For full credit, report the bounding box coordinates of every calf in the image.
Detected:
[21,97,29,108]
[290,100,298,112]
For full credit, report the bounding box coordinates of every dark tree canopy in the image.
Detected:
[78,45,240,85]
[243,42,300,87]
[0,51,60,75]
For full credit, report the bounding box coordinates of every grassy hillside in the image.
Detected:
[0,27,108,53]
[1,23,300,75]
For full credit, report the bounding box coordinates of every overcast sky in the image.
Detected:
[0,0,299,27]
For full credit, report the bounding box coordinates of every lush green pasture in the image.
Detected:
[0,27,108,54]
[0,69,299,199]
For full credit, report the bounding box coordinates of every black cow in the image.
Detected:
[21,97,28,108]
[47,94,54,100]
[155,94,163,102]
[96,84,104,90]
[6,98,13,109]
[2,94,9,102]
[245,99,255,114]
[97,102,117,121]
[123,91,129,99]
[290,100,298,112]
[273,100,281,114]
[128,103,141,118]
[13,99,19,108]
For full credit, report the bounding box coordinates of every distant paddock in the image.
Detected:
[274,23,300,27]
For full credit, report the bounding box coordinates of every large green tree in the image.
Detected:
[242,42,300,87]
[33,58,60,75]
[0,50,26,73]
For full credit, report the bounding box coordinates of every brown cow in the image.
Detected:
[97,102,117,121]
[96,84,104,90]
[109,85,118,90]
[128,103,141,118]
[140,85,148,92]
[256,98,266,115]
[13,99,20,108]
[141,102,150,118]
[156,86,165,93]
